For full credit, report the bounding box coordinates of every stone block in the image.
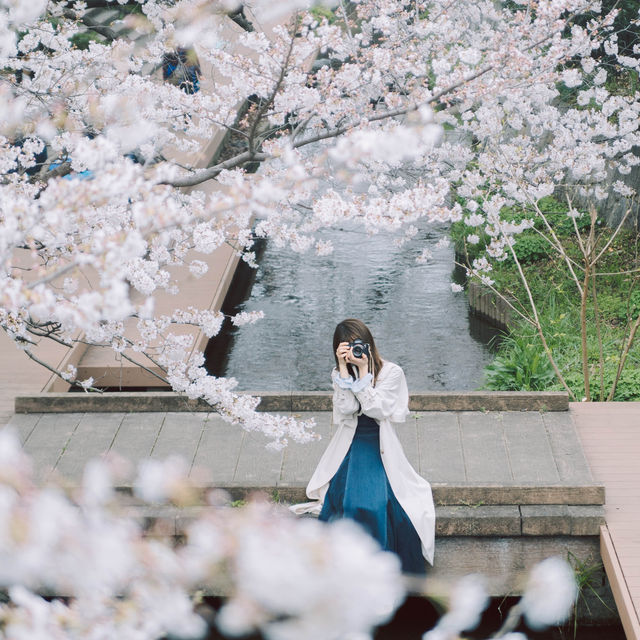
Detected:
[193,414,244,484]
[521,505,570,535]
[568,505,605,536]
[417,412,465,482]
[459,412,512,483]
[281,413,333,484]
[435,505,521,536]
[7,412,42,444]
[543,412,593,484]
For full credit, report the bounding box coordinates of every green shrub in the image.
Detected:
[310,7,337,23]
[484,334,557,391]
[454,193,640,401]
[511,234,550,263]
[562,365,640,401]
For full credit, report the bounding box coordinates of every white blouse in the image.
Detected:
[290,360,436,565]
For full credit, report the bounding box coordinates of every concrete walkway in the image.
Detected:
[6,405,590,485]
[4,396,619,610]
[7,404,603,521]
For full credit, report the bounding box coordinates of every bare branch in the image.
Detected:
[593,204,633,264]
[19,344,103,393]
[524,188,584,296]
[119,350,169,385]
[247,19,298,156]
[497,221,577,400]
[26,262,78,289]
[455,262,534,326]
[62,8,119,41]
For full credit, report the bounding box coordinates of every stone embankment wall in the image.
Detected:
[466,281,514,332]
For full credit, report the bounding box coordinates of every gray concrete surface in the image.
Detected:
[7,409,588,486]
[6,408,604,535]
[4,406,616,611]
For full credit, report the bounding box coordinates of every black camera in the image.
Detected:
[349,339,370,359]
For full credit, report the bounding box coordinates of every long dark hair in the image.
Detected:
[333,318,384,385]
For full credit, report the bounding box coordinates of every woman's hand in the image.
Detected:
[336,342,351,378]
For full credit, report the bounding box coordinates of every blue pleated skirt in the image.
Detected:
[319,414,426,575]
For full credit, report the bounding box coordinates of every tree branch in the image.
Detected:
[62,9,119,41]
[19,344,103,393]
[247,19,298,156]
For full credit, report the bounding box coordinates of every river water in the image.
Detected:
[205,221,500,391]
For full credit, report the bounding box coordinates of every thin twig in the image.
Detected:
[498,222,577,400]
[591,264,605,401]
[490,602,523,638]
[20,346,103,393]
[593,205,633,264]
[119,351,169,385]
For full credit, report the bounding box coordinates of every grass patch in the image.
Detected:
[454,196,640,400]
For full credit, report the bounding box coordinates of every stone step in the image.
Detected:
[15,390,569,413]
[122,504,604,538]
[117,482,604,506]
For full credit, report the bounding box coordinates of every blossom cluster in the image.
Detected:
[0,427,405,639]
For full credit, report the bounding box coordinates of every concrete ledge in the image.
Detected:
[112,483,606,507]
[15,392,210,414]
[120,503,603,538]
[408,391,568,412]
[209,483,605,507]
[436,506,521,536]
[116,484,605,516]
[432,484,605,507]
[14,390,569,413]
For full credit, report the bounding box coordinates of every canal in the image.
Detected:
[206,221,500,391]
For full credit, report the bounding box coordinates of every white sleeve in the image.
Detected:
[353,364,410,423]
[331,369,359,421]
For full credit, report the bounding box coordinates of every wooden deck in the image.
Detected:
[573,403,640,640]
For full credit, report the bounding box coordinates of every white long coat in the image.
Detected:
[291,360,435,565]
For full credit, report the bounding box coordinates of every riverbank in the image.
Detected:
[454,195,640,401]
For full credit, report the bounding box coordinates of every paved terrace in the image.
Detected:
[7,390,616,619]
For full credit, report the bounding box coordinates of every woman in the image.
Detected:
[292,319,435,574]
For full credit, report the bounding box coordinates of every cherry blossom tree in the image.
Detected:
[3,0,638,436]
[447,0,640,401]
[1,1,628,635]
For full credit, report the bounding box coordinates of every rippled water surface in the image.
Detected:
[206,221,500,392]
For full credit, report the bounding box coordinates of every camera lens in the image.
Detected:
[352,345,363,358]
